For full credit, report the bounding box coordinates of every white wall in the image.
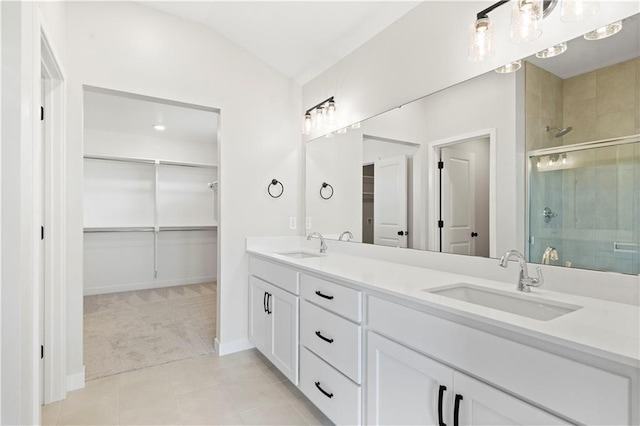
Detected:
[65,1,302,384]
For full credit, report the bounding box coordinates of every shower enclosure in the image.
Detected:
[528,135,640,275]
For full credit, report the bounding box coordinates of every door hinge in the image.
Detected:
[437,160,444,169]
[438,220,444,228]
[41,106,44,121]
[41,345,44,360]
[41,225,44,240]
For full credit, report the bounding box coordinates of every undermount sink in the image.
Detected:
[426,283,582,321]
[277,251,322,259]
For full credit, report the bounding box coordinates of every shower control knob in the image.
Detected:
[471,232,478,237]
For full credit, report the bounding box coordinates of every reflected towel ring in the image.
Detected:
[268,179,284,198]
[320,182,334,200]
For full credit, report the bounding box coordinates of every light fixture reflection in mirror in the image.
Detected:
[535,42,567,58]
[584,20,623,40]
[495,60,522,73]
[469,17,494,61]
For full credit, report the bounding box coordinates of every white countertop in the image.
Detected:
[247,248,640,369]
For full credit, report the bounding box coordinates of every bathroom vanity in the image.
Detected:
[247,240,639,425]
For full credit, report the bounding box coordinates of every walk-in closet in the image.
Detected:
[81,87,219,380]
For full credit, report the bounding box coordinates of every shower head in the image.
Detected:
[546,126,573,138]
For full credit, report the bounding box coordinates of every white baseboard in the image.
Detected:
[67,367,85,392]
[215,338,254,356]
[83,275,217,296]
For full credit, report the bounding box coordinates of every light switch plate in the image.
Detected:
[289,217,297,230]
[305,217,312,229]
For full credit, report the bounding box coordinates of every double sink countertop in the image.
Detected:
[247,247,640,369]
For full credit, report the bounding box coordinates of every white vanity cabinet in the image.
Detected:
[248,258,299,384]
[367,332,568,426]
[299,274,363,425]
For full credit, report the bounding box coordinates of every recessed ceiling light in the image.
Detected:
[535,42,567,58]
[584,21,622,41]
[153,124,166,131]
[495,60,522,74]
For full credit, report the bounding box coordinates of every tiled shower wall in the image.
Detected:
[525,57,640,151]
[526,57,640,275]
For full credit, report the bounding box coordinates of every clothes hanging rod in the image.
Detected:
[84,227,156,233]
[84,154,218,169]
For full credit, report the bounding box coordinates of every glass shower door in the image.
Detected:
[528,140,639,274]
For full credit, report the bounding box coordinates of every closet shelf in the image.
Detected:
[84,227,155,233]
[84,225,218,233]
[84,154,218,169]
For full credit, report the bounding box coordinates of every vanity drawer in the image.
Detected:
[300,346,361,426]
[368,295,630,426]
[300,274,362,322]
[301,300,362,383]
[249,257,299,295]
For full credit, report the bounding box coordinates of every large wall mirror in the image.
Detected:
[305,13,639,275]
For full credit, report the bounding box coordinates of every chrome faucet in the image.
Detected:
[541,246,558,265]
[338,231,353,241]
[307,232,328,254]
[499,250,543,292]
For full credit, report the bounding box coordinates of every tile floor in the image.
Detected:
[42,349,333,426]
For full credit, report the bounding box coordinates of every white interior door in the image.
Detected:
[374,155,408,247]
[440,148,476,255]
[39,77,46,405]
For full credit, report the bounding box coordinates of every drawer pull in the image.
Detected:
[263,292,268,313]
[454,394,463,426]
[315,290,334,300]
[315,330,334,343]
[266,293,272,315]
[438,385,447,426]
[314,381,334,399]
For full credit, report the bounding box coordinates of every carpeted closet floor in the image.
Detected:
[83,282,216,381]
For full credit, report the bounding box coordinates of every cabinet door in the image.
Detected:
[367,332,453,426]
[248,276,270,354]
[453,372,569,426]
[268,283,299,384]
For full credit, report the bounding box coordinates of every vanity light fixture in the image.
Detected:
[469,0,557,61]
[535,42,567,58]
[302,96,336,135]
[337,127,347,134]
[350,122,361,129]
[511,0,543,43]
[561,0,599,22]
[583,21,622,40]
[153,124,166,131]
[495,60,522,73]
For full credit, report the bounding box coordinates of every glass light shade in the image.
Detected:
[561,0,599,22]
[535,42,568,58]
[337,127,347,134]
[325,100,337,123]
[469,17,494,62]
[495,60,522,73]
[314,106,325,131]
[511,0,543,43]
[584,21,622,40]
[153,124,166,131]
[350,122,361,129]
[302,113,313,135]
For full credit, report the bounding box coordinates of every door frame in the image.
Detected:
[39,12,68,405]
[426,128,497,258]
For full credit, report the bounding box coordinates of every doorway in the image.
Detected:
[437,137,490,257]
[81,87,220,380]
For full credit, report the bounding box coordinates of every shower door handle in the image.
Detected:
[471,232,478,237]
